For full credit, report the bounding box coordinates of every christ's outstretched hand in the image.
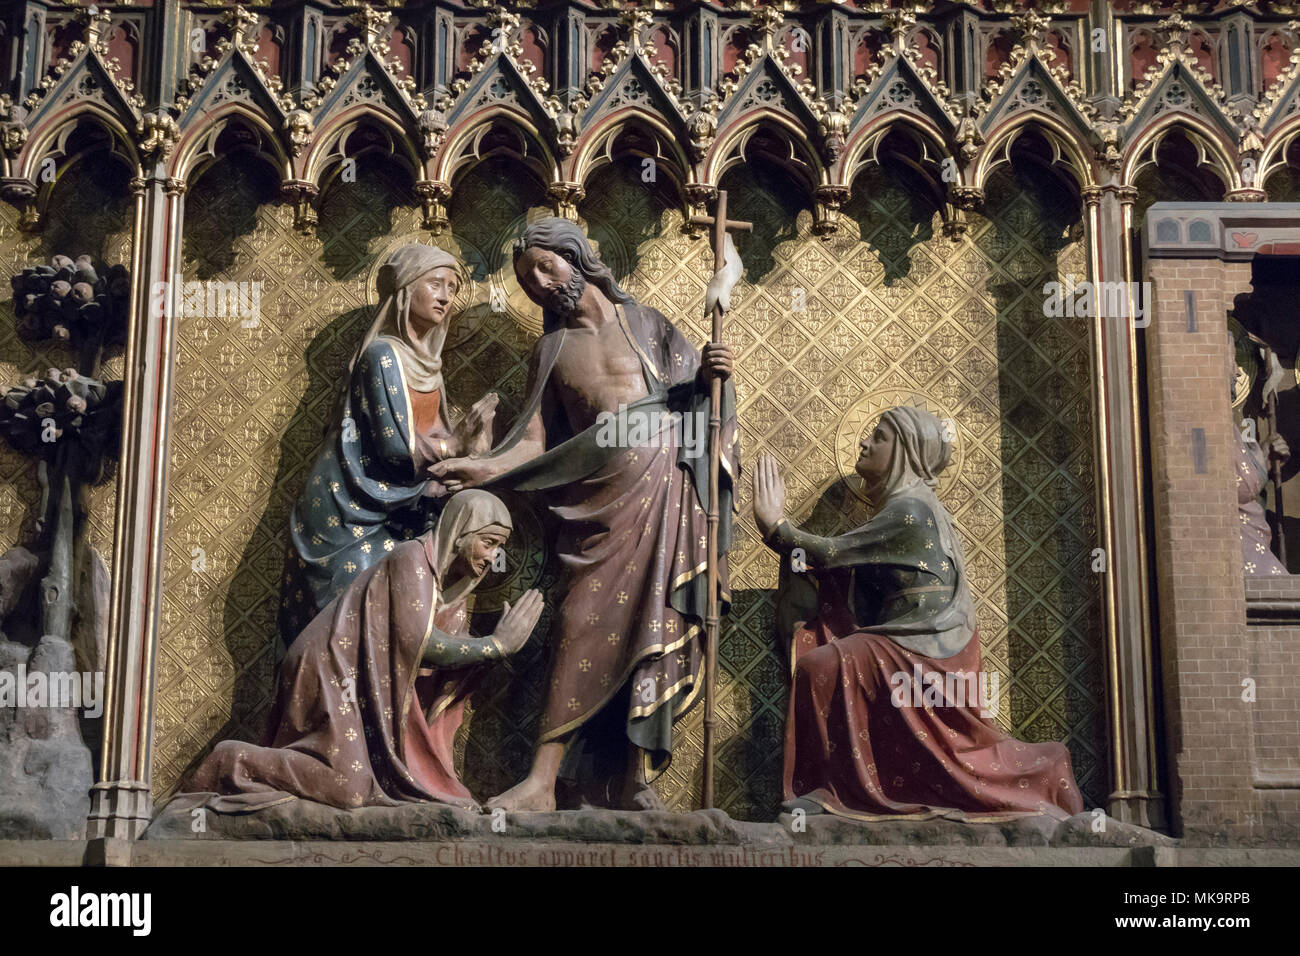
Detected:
[429,456,498,492]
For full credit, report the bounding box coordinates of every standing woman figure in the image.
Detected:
[279,245,496,644]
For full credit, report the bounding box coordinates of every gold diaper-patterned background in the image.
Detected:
[2,149,1104,818]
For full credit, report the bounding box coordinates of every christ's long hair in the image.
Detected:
[513,218,634,311]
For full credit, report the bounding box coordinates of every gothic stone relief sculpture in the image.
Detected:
[279,245,498,643]
[752,406,1083,821]
[432,218,740,812]
[183,489,543,811]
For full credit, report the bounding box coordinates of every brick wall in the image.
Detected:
[1145,256,1300,844]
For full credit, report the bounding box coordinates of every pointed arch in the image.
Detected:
[1259,120,1300,190]
[1121,115,1236,192]
[703,112,825,190]
[979,57,1098,176]
[172,104,290,184]
[305,108,423,189]
[568,109,690,204]
[432,106,557,190]
[839,112,952,187]
[18,105,140,184]
[973,114,1095,194]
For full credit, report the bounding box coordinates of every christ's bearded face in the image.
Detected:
[515,247,587,317]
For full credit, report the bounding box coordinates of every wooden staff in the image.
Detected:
[690,191,750,809]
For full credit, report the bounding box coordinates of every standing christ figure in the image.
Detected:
[432,218,738,811]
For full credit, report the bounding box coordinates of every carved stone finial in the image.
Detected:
[1156,13,1192,50]
[620,8,654,54]
[1009,9,1051,53]
[486,7,521,47]
[750,6,785,52]
[349,3,393,51]
[77,5,114,57]
[136,112,180,164]
[881,9,916,51]
[221,4,262,54]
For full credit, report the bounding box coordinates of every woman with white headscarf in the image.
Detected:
[280,244,498,644]
[753,405,1082,821]
[185,490,543,812]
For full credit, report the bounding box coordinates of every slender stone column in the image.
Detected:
[1083,181,1166,829]
[87,172,186,840]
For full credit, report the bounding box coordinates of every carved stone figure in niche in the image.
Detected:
[1231,332,1290,576]
[280,245,498,644]
[184,490,543,811]
[431,218,739,811]
[752,406,1083,820]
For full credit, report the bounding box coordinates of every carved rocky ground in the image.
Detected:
[143,792,1171,850]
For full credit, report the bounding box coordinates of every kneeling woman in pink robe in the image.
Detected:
[184,490,543,812]
[753,406,1082,821]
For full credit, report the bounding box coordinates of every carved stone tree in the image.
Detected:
[0,255,125,839]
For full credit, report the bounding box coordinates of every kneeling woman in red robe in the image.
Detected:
[752,405,1082,821]
[183,490,543,812]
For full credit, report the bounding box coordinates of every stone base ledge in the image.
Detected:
[2,798,1295,866]
[140,794,1173,849]
[3,838,1300,866]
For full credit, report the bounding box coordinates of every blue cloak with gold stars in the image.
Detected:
[279,338,442,643]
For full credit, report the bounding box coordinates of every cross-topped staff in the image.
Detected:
[690,190,750,810]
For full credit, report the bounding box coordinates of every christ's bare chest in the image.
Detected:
[552,319,650,433]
